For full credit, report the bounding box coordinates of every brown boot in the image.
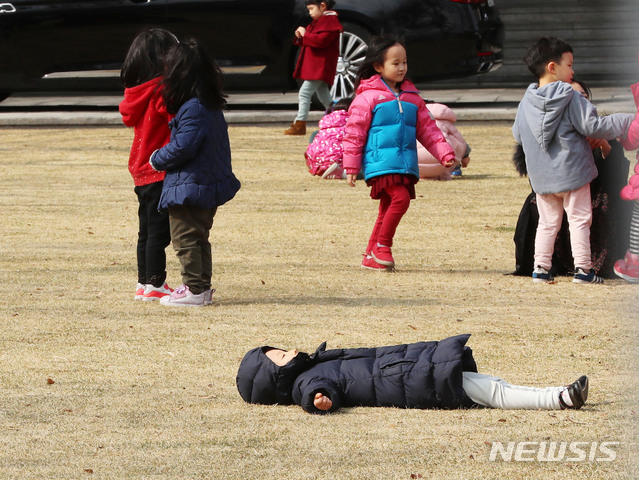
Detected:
[284,120,306,135]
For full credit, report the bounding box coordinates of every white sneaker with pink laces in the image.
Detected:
[160,284,214,307]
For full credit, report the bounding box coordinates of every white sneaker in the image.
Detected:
[142,282,173,301]
[160,284,214,307]
[321,162,344,179]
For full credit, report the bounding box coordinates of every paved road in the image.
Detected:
[0,87,634,126]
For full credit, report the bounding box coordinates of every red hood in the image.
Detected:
[119,77,164,127]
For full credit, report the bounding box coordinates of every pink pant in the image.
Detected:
[534,183,593,270]
[366,182,411,254]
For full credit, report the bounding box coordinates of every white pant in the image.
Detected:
[463,372,563,410]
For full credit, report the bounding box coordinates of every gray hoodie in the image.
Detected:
[512,81,633,195]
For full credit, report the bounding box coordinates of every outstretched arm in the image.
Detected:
[296,377,342,414]
[313,392,333,411]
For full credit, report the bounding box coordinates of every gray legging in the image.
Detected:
[629,201,639,255]
[295,80,333,121]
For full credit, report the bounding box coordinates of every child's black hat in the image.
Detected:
[236,346,311,405]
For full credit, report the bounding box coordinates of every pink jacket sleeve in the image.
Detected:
[622,82,639,151]
[342,94,373,175]
[415,101,455,165]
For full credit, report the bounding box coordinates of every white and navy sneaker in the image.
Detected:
[573,268,604,284]
[532,266,554,283]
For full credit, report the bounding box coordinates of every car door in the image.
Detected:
[163,0,297,87]
[0,0,169,81]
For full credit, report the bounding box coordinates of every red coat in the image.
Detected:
[119,77,172,186]
[293,11,342,86]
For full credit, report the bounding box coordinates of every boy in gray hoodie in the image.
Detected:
[513,37,633,284]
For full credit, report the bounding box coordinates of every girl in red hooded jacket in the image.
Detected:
[119,29,178,301]
[284,0,342,136]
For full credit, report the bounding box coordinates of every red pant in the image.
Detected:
[366,182,411,254]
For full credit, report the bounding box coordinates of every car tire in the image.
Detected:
[331,23,370,100]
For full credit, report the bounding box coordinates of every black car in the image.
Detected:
[0,0,503,101]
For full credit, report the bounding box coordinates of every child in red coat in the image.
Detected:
[119,29,177,301]
[284,0,342,136]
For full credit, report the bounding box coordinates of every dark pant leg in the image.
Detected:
[169,205,216,294]
[134,186,149,285]
[135,182,171,287]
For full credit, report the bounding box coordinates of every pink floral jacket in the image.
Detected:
[305,109,349,176]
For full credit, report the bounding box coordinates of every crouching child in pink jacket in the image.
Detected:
[417,102,471,180]
[305,97,353,179]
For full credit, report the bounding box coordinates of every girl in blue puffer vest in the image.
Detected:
[150,39,241,307]
[342,36,456,271]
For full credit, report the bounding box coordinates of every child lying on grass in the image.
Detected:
[236,334,588,414]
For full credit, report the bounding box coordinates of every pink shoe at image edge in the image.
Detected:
[614,250,639,283]
[362,254,393,271]
[159,284,214,307]
[142,282,173,301]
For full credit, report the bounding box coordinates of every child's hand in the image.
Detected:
[442,158,455,168]
[314,392,333,411]
[295,27,306,38]
[347,173,357,187]
[461,155,470,168]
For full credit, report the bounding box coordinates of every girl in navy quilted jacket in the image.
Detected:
[342,36,456,271]
[150,39,241,307]
[119,29,178,302]
[236,335,589,414]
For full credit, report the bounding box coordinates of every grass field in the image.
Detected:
[0,123,638,479]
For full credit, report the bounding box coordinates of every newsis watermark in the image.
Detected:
[487,440,620,462]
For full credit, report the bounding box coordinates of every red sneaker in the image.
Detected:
[142,282,173,301]
[614,250,639,283]
[371,245,394,267]
[362,255,392,271]
[135,283,146,301]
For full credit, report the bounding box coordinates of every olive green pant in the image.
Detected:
[168,205,217,294]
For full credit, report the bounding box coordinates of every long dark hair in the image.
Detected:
[161,39,227,114]
[120,29,178,88]
[355,35,405,87]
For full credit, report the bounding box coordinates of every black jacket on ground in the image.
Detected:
[236,334,478,414]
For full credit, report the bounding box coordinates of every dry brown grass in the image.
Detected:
[0,123,637,479]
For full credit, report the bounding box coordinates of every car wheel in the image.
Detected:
[331,23,370,99]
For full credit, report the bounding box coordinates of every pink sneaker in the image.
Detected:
[362,254,392,271]
[135,283,146,301]
[614,250,639,283]
[371,245,394,267]
[142,282,173,301]
[159,284,214,307]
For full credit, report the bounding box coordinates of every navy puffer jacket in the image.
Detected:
[237,334,478,414]
[151,97,241,210]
